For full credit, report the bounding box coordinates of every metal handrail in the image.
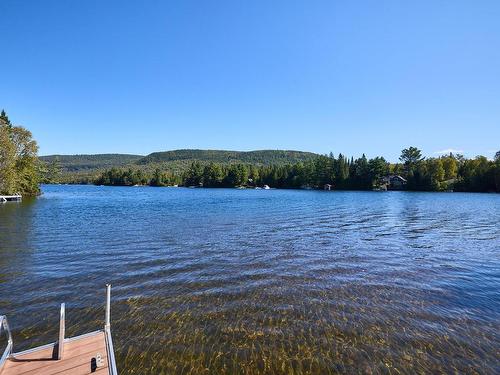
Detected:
[0,285,118,374]
[105,284,118,375]
[0,315,13,369]
[58,303,65,359]
[105,327,118,375]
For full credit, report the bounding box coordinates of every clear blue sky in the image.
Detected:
[1,0,499,161]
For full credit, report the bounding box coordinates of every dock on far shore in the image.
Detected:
[0,194,22,203]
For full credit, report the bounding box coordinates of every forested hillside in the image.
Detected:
[39,154,144,184]
[35,131,500,193]
[95,147,500,193]
[40,146,500,193]
[138,149,317,165]
[40,149,318,183]
[40,154,144,171]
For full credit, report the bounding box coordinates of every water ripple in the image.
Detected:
[0,186,499,374]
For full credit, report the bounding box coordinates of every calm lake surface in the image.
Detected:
[0,185,499,374]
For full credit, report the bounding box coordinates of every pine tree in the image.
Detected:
[0,109,12,128]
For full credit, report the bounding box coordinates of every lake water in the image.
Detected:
[0,185,499,374]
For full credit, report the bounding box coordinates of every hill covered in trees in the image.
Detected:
[42,146,500,193]
[138,149,317,165]
[4,108,498,194]
[94,148,500,193]
[40,149,318,183]
[40,154,144,171]
[40,154,144,183]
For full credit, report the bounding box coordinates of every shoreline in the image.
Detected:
[38,183,500,194]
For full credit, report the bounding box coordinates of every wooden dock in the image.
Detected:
[0,286,118,375]
[1,331,110,375]
[0,195,22,203]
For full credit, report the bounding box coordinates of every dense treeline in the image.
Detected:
[138,149,317,165]
[40,154,144,171]
[95,167,182,187]
[39,154,144,184]
[4,108,497,194]
[0,110,40,196]
[396,147,500,192]
[95,147,500,193]
[41,149,318,183]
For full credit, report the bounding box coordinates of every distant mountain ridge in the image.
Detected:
[39,154,144,171]
[40,149,319,183]
[137,149,318,165]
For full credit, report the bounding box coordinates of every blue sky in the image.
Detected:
[1,1,499,161]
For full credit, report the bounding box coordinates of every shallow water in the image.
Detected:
[0,185,499,374]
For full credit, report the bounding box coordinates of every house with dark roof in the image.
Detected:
[380,175,407,190]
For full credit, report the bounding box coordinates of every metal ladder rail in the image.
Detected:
[105,284,118,375]
[0,315,13,369]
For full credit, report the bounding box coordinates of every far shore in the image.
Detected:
[39,183,499,194]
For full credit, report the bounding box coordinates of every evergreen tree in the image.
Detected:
[369,157,389,186]
[184,162,203,186]
[494,152,500,192]
[0,109,12,128]
[400,147,424,175]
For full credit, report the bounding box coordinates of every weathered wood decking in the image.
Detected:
[0,285,118,375]
[1,331,109,375]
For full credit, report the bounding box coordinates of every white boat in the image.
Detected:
[0,194,22,203]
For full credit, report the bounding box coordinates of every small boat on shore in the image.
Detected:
[0,194,22,203]
[0,285,118,375]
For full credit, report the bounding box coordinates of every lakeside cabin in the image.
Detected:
[0,285,118,375]
[0,195,22,203]
[380,175,407,190]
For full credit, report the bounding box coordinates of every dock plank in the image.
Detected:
[2,331,110,375]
